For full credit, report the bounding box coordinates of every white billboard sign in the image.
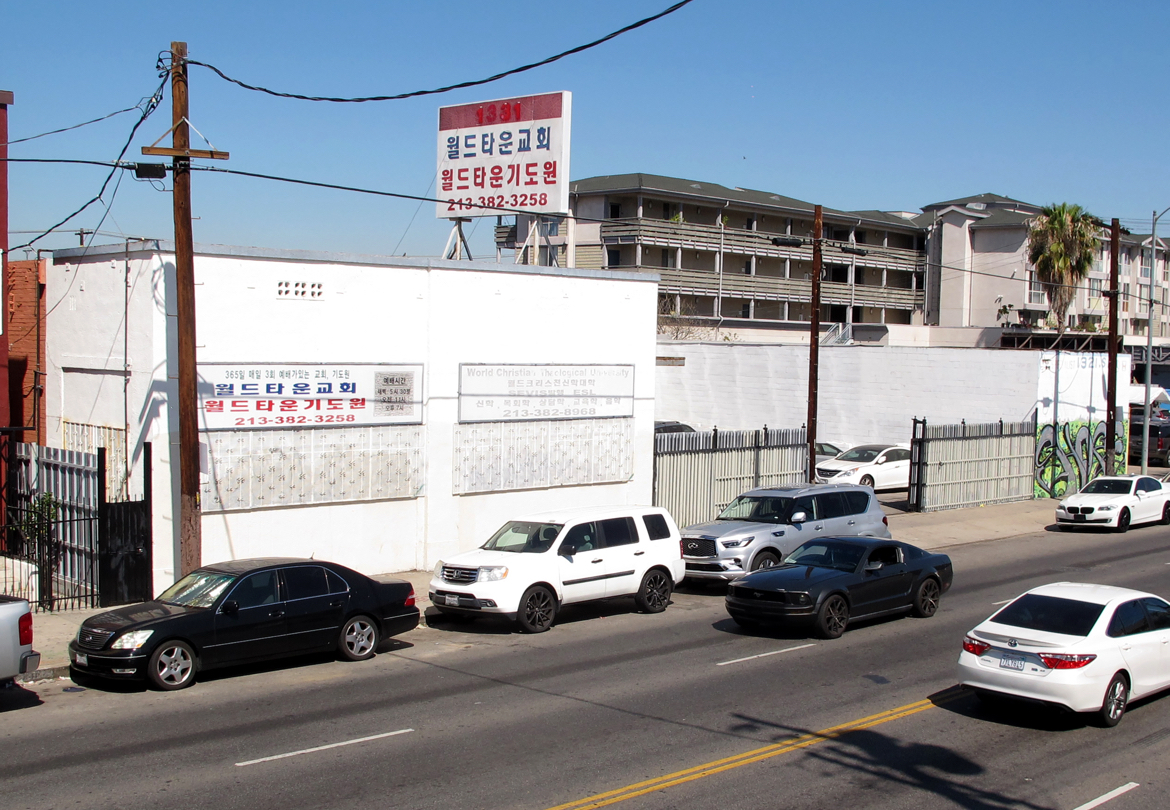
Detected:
[458,364,634,422]
[199,363,423,430]
[436,91,571,218]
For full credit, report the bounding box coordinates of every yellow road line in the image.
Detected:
[546,691,963,810]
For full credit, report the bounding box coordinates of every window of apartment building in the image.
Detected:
[608,203,622,219]
[854,230,867,244]
[607,248,621,268]
[743,259,752,275]
[1089,277,1102,300]
[1140,284,1151,314]
[661,202,679,221]
[660,248,676,269]
[740,303,751,318]
[1028,272,1046,306]
[1142,248,1152,278]
[542,219,560,237]
[830,228,850,241]
[1123,282,1131,312]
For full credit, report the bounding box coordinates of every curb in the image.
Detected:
[16,664,72,684]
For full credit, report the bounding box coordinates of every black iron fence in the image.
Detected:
[0,442,152,611]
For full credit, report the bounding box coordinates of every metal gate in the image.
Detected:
[1,442,152,610]
[908,418,1036,512]
[654,427,807,529]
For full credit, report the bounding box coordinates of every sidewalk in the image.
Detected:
[16,496,1059,684]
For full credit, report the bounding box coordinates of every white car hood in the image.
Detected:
[1061,492,1130,508]
[817,458,871,472]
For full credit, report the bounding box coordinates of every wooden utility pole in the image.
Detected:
[1105,217,1120,475]
[141,42,228,576]
[806,204,823,481]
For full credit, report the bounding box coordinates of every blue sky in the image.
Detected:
[5,0,1170,258]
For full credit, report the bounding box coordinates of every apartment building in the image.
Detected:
[498,173,928,332]
[497,173,1170,349]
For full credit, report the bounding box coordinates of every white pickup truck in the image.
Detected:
[0,596,40,683]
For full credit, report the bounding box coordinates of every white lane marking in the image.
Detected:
[1071,782,1140,810]
[235,728,414,767]
[992,599,1014,605]
[717,643,816,666]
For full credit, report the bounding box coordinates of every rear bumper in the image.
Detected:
[19,650,40,674]
[955,651,1109,713]
[381,609,420,638]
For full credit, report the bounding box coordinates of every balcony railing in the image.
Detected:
[600,218,925,272]
[654,266,924,310]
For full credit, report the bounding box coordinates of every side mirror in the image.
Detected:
[790,511,808,524]
[559,544,577,558]
[221,600,239,615]
[864,561,883,573]
[875,457,886,465]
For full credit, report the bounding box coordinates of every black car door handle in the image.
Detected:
[269,609,285,618]
[634,551,645,556]
[328,600,342,607]
[592,558,604,564]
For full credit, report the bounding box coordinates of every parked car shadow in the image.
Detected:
[0,681,44,711]
[1044,524,1113,534]
[424,596,673,634]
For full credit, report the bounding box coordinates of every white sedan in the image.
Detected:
[1055,475,1170,532]
[957,582,1170,726]
[814,444,910,491]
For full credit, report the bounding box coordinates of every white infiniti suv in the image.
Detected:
[429,505,685,633]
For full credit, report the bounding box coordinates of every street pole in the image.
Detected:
[1141,206,1170,474]
[1106,219,1120,475]
[807,204,823,482]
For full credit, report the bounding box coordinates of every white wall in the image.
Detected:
[50,244,658,589]
[1035,351,1131,424]
[654,341,1043,446]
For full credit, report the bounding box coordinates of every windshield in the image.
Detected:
[156,571,236,608]
[1080,479,1133,495]
[991,594,1105,637]
[837,446,885,463]
[783,541,866,573]
[481,521,563,553]
[717,496,795,524]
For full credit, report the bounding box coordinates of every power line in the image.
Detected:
[2,95,157,146]
[9,74,168,252]
[186,0,694,103]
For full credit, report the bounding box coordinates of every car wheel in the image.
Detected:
[815,595,849,639]
[147,640,196,691]
[634,569,673,613]
[516,586,557,633]
[860,475,875,489]
[1116,508,1131,533]
[1098,672,1129,727]
[1161,502,1170,526]
[911,578,941,618]
[338,615,379,661]
[750,551,780,571]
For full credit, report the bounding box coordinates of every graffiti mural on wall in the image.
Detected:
[1034,420,1127,498]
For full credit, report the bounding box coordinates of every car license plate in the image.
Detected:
[1074,514,1086,522]
[444,594,460,607]
[75,653,88,667]
[999,654,1025,671]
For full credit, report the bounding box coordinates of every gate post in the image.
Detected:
[908,417,926,512]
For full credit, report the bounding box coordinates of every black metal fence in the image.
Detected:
[0,442,152,611]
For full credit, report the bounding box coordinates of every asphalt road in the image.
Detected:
[4,524,1170,810]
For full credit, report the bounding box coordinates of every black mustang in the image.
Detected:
[69,558,419,690]
[725,538,953,639]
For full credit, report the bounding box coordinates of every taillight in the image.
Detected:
[1038,652,1096,669]
[404,586,416,608]
[882,515,889,526]
[1159,437,1164,451]
[18,612,33,647]
[962,635,990,656]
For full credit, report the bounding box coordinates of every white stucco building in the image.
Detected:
[48,242,659,591]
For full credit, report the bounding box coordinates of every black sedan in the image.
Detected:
[725,538,953,639]
[69,558,419,690]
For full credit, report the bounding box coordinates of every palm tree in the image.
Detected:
[1026,203,1100,333]
[1027,203,1103,491]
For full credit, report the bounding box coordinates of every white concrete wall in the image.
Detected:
[1035,351,1131,424]
[50,245,658,589]
[654,341,1043,446]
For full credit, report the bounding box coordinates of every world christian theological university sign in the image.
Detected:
[459,364,634,422]
[436,91,571,218]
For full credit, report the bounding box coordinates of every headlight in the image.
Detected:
[111,630,154,650]
[1097,505,1116,512]
[478,566,508,582]
[791,592,811,605]
[837,467,860,476]
[434,560,445,576]
[722,536,755,548]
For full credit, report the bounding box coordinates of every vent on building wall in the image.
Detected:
[277,281,324,300]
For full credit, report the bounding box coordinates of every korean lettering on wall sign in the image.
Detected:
[436,91,571,219]
[198,363,424,430]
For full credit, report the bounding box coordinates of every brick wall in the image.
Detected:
[6,259,45,443]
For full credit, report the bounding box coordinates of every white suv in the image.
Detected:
[429,505,685,633]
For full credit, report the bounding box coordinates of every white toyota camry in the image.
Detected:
[1055,474,1170,532]
[957,582,1170,726]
